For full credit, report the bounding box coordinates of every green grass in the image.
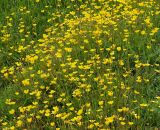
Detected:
[0,0,160,129]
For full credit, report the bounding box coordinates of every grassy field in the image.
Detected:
[0,0,160,129]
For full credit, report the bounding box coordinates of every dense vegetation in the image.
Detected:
[0,0,160,129]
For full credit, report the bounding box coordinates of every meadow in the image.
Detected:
[0,0,160,129]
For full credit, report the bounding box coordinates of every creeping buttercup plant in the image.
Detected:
[0,0,160,129]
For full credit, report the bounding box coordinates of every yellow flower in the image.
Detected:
[36,115,41,119]
[105,115,115,125]
[25,54,38,64]
[120,121,126,125]
[9,109,15,114]
[22,79,30,86]
[64,47,72,52]
[98,101,104,106]
[135,114,140,119]
[117,47,122,51]
[69,107,74,111]
[86,103,91,108]
[136,76,142,83]
[72,89,82,97]
[55,52,62,58]
[122,107,129,112]
[141,30,146,35]
[5,99,16,105]
[52,106,59,114]
[150,27,159,35]
[119,60,124,66]
[108,91,113,96]
[4,73,9,78]
[50,122,55,127]
[108,101,114,105]
[77,108,83,115]
[117,109,122,112]
[35,0,40,2]
[27,118,32,123]
[45,109,51,117]
[16,120,23,127]
[2,122,8,126]
[24,89,29,94]
[88,124,94,129]
[9,126,15,130]
[15,92,19,95]
[156,96,160,99]
[140,103,148,107]
[128,122,134,125]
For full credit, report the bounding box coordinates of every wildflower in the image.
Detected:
[5,99,16,105]
[105,115,115,125]
[140,103,148,107]
[77,108,83,115]
[108,91,113,96]
[50,122,55,127]
[27,118,32,123]
[2,122,8,126]
[108,100,114,105]
[88,124,94,129]
[9,109,15,114]
[119,60,124,66]
[150,27,159,35]
[9,126,15,130]
[16,120,23,127]
[24,89,29,94]
[122,107,129,112]
[72,89,82,97]
[120,122,126,125]
[52,106,59,114]
[128,122,134,125]
[136,76,142,83]
[22,79,30,86]
[117,47,122,51]
[98,101,104,106]
[141,30,146,35]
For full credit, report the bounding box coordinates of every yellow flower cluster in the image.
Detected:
[0,0,160,129]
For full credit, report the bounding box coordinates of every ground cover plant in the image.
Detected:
[0,0,160,129]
